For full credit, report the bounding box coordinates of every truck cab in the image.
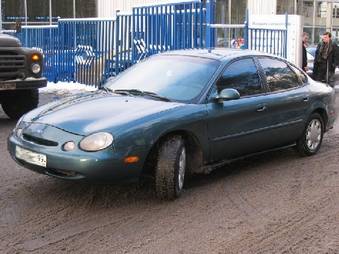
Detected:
[0,34,47,119]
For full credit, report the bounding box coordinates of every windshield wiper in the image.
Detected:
[142,91,172,102]
[113,89,136,95]
[113,89,172,102]
[99,86,114,93]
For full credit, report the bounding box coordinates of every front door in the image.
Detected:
[207,57,272,162]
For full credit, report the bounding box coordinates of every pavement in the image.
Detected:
[0,83,339,253]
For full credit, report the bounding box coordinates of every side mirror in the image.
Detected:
[214,88,240,103]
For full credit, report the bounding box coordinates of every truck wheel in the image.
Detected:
[296,113,324,156]
[155,136,186,200]
[2,89,39,120]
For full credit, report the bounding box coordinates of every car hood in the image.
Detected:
[0,34,22,47]
[24,91,183,135]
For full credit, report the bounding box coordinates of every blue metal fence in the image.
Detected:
[245,13,288,58]
[132,1,206,62]
[247,28,287,58]
[8,1,288,87]
[110,13,132,79]
[10,1,206,87]
[57,19,117,85]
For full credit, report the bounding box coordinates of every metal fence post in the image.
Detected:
[244,9,249,49]
[206,0,216,50]
[115,11,120,76]
[284,12,288,59]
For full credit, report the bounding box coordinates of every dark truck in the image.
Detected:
[0,34,47,119]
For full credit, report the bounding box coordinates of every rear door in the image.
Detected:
[255,56,311,147]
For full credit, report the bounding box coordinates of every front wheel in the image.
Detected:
[296,113,324,156]
[155,136,186,200]
[2,89,39,120]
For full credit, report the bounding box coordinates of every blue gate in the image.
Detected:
[132,1,206,62]
[57,19,117,85]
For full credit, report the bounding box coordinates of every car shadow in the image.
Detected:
[21,147,302,209]
[185,147,299,190]
[26,177,159,208]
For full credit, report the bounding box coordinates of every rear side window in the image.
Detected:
[218,58,263,97]
[258,58,300,92]
[290,65,308,84]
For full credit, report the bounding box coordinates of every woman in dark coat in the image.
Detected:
[302,32,309,72]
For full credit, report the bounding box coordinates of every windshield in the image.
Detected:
[105,55,220,102]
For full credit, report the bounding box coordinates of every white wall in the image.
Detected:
[97,0,194,18]
[98,0,280,18]
[248,0,277,15]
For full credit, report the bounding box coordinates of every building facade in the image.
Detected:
[215,0,339,45]
[2,0,339,44]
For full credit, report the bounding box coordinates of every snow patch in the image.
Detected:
[40,82,98,95]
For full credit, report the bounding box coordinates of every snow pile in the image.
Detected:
[40,82,98,95]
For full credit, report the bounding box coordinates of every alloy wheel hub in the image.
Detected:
[306,119,322,150]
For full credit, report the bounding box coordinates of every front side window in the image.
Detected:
[217,58,263,97]
[258,58,300,92]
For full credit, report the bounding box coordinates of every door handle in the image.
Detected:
[303,97,309,102]
[256,105,267,112]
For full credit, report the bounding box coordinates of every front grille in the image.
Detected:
[23,133,58,147]
[0,51,25,80]
[47,169,80,178]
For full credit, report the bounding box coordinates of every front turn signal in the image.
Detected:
[32,54,40,61]
[124,156,140,164]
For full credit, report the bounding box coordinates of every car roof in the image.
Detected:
[161,48,275,62]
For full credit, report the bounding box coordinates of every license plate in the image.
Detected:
[15,146,47,168]
[0,83,16,90]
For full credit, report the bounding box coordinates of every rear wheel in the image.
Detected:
[296,113,324,156]
[155,136,186,200]
[2,89,39,119]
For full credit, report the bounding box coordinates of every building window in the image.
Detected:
[333,4,339,18]
[215,0,247,47]
[216,0,247,24]
[2,0,97,29]
[277,0,296,14]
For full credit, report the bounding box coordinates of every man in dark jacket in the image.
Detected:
[302,32,309,72]
[313,32,338,86]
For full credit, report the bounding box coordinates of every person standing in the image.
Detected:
[313,32,338,86]
[302,32,309,72]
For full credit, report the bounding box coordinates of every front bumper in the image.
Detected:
[7,125,144,183]
[0,77,47,91]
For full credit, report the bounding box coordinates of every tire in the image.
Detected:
[155,136,186,200]
[2,89,39,120]
[296,113,324,156]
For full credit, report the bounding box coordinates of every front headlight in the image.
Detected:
[79,132,113,152]
[32,63,41,74]
[14,116,24,136]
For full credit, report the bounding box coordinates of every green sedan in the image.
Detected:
[8,49,336,200]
